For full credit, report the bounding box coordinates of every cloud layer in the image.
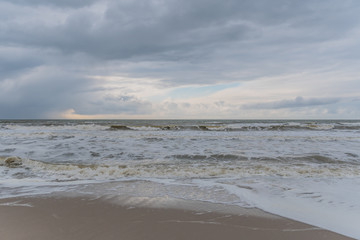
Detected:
[1,0,360,118]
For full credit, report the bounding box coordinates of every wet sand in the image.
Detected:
[0,197,354,240]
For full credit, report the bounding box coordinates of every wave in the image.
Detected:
[109,125,133,130]
[168,154,358,164]
[2,120,360,132]
[169,154,247,161]
[109,125,224,131]
[2,156,359,181]
[107,123,360,132]
[0,156,22,168]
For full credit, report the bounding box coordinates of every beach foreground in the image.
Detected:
[0,197,353,240]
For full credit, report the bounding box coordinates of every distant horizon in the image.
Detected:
[1,118,359,121]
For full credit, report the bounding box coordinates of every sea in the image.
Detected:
[1,119,359,238]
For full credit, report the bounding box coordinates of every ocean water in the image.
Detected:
[1,119,360,238]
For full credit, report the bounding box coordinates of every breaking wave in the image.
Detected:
[2,156,360,181]
[107,123,360,132]
[2,119,359,132]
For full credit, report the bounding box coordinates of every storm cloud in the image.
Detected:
[1,0,359,118]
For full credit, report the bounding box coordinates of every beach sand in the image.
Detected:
[0,196,354,240]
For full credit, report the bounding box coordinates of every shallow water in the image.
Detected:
[1,119,360,238]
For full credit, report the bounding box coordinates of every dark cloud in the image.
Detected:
[0,47,44,79]
[0,0,98,8]
[243,96,340,110]
[0,58,40,79]
[0,68,89,118]
[3,0,357,60]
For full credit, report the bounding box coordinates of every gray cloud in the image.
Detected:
[0,66,153,118]
[0,67,89,118]
[0,0,98,8]
[243,96,340,110]
[1,0,360,118]
[79,94,153,115]
[0,46,44,80]
[2,0,357,60]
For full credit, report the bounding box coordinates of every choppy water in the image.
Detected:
[1,119,360,238]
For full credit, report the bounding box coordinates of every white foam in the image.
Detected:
[0,201,34,207]
[205,177,360,239]
[3,156,358,182]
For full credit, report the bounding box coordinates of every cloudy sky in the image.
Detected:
[1,0,359,119]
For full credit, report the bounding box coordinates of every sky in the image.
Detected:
[1,0,360,119]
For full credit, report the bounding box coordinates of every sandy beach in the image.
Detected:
[0,196,353,240]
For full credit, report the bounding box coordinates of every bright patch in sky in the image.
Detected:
[154,83,240,101]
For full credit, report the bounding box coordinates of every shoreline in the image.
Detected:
[0,196,354,240]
